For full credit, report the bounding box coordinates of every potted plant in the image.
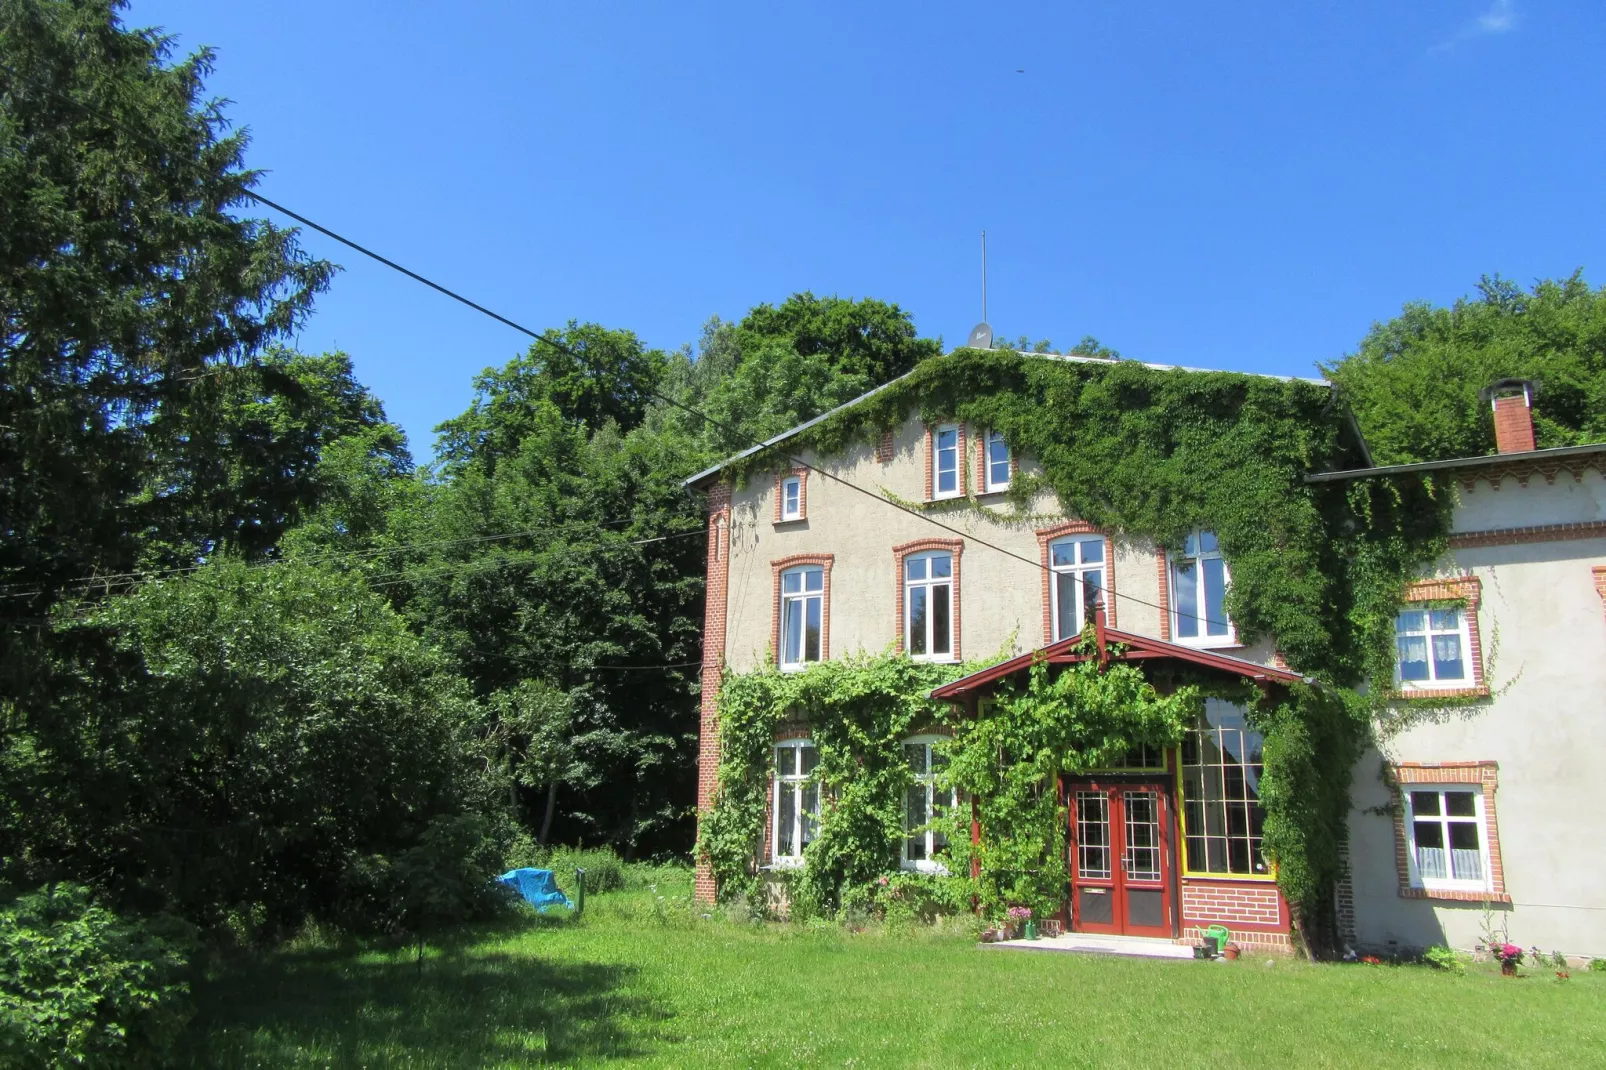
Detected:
[1493,942,1523,977]
[1006,905,1033,940]
[1222,941,1242,961]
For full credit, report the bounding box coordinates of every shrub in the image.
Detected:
[0,885,192,1069]
[1590,958,1606,973]
[1423,945,1465,974]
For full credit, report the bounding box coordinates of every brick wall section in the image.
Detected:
[769,554,834,667]
[1334,839,1357,950]
[1448,519,1606,548]
[1155,549,1172,641]
[1491,393,1536,454]
[876,429,895,464]
[1180,881,1284,928]
[1388,761,1509,903]
[1035,522,1117,644]
[694,482,733,903]
[892,538,964,658]
[1595,566,1606,618]
[1394,576,1487,698]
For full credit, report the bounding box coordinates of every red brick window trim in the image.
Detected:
[1036,521,1116,644]
[892,538,964,660]
[1389,576,1488,699]
[1593,566,1606,618]
[1155,548,1171,641]
[772,466,808,524]
[875,429,895,464]
[1389,761,1509,903]
[924,423,967,501]
[770,554,833,669]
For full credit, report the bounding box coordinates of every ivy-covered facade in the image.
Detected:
[684,349,1589,958]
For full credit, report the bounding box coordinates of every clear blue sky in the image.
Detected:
[127,0,1606,458]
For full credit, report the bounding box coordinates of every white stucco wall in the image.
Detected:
[1347,470,1606,957]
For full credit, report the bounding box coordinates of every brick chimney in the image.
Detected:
[1485,379,1536,454]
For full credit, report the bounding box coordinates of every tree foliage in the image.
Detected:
[1323,272,1606,465]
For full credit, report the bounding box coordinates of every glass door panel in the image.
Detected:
[1067,781,1175,938]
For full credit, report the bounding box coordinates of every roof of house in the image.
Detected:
[1302,441,1606,484]
[928,622,1307,702]
[683,349,1343,490]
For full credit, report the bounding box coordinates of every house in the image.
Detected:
[684,352,1606,959]
[1307,381,1606,958]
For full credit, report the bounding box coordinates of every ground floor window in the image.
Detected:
[1179,699,1267,875]
[902,736,955,872]
[1404,786,1491,892]
[773,739,819,865]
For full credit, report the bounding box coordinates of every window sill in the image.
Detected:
[773,517,806,528]
[909,655,960,665]
[779,662,820,674]
[1170,638,1242,652]
[1180,871,1277,884]
[1399,886,1510,904]
[900,861,951,876]
[978,487,1011,498]
[1386,685,1491,701]
[763,859,806,872]
[926,493,965,505]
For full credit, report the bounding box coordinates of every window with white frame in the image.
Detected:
[779,565,823,670]
[1050,535,1106,640]
[1170,530,1233,644]
[904,551,954,659]
[932,424,961,499]
[1403,787,1491,892]
[772,739,820,865]
[1395,607,1471,687]
[902,736,955,872]
[780,475,802,521]
[984,430,1011,493]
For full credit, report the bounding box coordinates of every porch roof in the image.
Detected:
[928,624,1307,701]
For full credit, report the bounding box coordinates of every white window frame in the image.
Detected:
[904,550,955,662]
[1049,535,1107,641]
[983,430,1011,493]
[771,738,820,867]
[779,565,824,671]
[932,424,961,500]
[1170,529,1234,647]
[1394,606,1473,689]
[901,735,955,874]
[1402,785,1493,894]
[779,475,802,521]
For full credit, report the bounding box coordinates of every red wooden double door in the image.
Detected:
[1067,780,1176,938]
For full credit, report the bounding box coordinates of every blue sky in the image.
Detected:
[127,1,1606,458]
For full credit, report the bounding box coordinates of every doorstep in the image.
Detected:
[985,933,1196,960]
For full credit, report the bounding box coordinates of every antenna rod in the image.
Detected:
[981,230,987,322]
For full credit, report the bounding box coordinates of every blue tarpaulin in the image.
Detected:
[496,868,573,913]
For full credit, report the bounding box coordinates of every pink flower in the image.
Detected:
[878,876,889,886]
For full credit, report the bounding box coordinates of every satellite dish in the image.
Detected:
[967,322,993,350]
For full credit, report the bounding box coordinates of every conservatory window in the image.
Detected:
[779,565,824,670]
[772,740,820,865]
[1395,608,1471,687]
[932,424,961,499]
[1170,530,1233,645]
[902,737,956,872]
[1050,535,1106,641]
[984,430,1011,493]
[1403,787,1492,893]
[904,551,954,660]
[1180,699,1267,877]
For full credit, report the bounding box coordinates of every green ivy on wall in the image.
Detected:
[707,350,1463,954]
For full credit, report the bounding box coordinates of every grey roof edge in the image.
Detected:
[683,349,1337,490]
[1303,441,1606,483]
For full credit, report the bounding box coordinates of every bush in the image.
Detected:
[1590,958,1606,973]
[0,885,192,1069]
[1423,945,1465,974]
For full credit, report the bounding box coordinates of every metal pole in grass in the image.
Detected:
[574,867,586,918]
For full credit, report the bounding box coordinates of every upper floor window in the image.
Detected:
[780,475,802,521]
[773,739,819,865]
[1170,530,1232,645]
[933,424,961,499]
[984,430,1011,493]
[902,736,955,872]
[905,551,954,660]
[780,565,823,670]
[1396,608,1470,687]
[1050,535,1105,640]
[1180,699,1267,877]
[1403,787,1491,893]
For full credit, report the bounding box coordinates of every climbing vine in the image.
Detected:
[710,349,1467,952]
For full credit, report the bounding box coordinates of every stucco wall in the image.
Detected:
[721,411,1259,674]
[1347,470,1606,958]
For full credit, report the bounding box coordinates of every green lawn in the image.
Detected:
[180,872,1605,1068]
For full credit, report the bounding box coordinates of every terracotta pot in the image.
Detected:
[1223,945,1241,961]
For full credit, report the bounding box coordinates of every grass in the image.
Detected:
[179,869,1606,1068]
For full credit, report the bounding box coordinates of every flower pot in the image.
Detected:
[1223,945,1241,961]
[1024,920,1039,940]
[1501,961,1517,977]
